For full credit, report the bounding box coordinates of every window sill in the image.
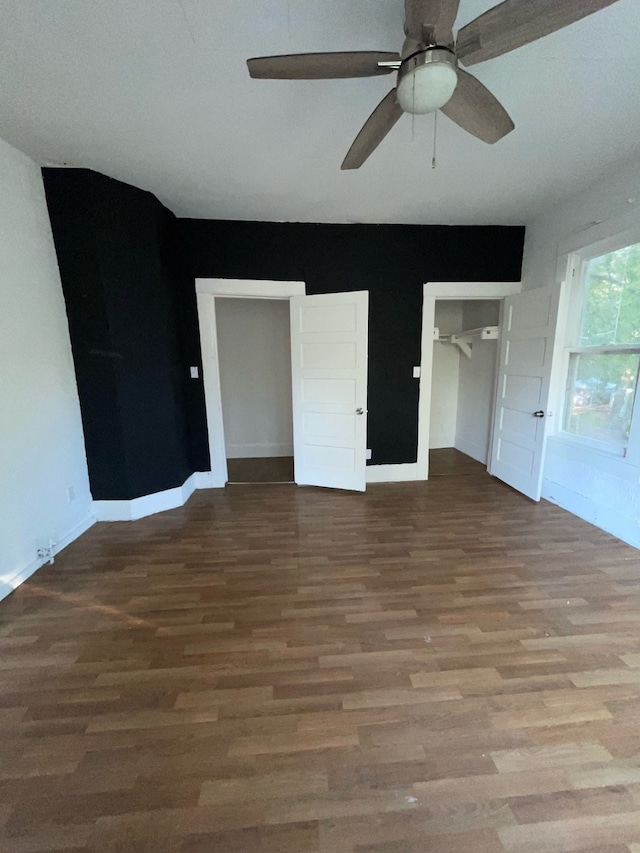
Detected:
[552,431,625,458]
[549,433,639,469]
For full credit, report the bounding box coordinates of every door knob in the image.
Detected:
[356,408,364,415]
[533,410,545,418]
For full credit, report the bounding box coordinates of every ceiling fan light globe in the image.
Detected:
[397,48,458,115]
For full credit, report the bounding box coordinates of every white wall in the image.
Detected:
[522,151,640,292]
[216,298,293,458]
[430,302,462,449]
[462,300,500,329]
[455,301,500,464]
[0,137,93,600]
[522,150,640,548]
[430,301,500,457]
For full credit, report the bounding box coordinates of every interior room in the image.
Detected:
[216,297,294,483]
[429,298,501,475]
[1,1,640,850]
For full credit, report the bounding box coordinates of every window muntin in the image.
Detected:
[562,242,640,454]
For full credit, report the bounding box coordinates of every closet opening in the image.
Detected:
[215,297,294,483]
[428,299,501,478]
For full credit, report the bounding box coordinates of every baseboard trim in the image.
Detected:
[56,514,97,551]
[92,464,424,523]
[0,513,96,603]
[226,444,293,459]
[454,435,488,465]
[366,463,419,483]
[429,436,457,450]
[194,470,227,489]
[93,471,225,522]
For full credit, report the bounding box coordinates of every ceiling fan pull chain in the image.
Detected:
[432,109,438,170]
[247,0,619,169]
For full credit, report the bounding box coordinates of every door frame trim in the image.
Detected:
[195,278,306,487]
[417,281,523,481]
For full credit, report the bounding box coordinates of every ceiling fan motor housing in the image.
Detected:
[397,47,459,115]
[248,0,620,166]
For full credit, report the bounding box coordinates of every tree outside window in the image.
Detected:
[563,243,640,452]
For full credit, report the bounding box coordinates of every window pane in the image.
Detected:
[564,352,639,448]
[580,243,640,346]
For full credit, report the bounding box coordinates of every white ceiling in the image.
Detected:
[0,0,639,225]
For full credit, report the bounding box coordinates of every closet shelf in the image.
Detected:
[435,325,499,359]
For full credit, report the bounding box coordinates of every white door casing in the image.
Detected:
[489,284,562,501]
[417,282,523,480]
[290,291,369,491]
[196,279,305,487]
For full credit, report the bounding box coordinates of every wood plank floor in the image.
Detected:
[227,456,294,483]
[429,447,486,477]
[2,471,640,852]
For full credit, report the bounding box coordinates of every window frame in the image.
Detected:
[557,236,640,464]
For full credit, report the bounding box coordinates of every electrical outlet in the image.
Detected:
[37,539,56,565]
[190,366,199,379]
[366,448,372,460]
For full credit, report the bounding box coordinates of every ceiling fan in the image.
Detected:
[247,0,620,169]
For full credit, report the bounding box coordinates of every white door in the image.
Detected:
[489,285,561,501]
[290,291,368,491]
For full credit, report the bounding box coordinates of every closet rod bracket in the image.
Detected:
[442,326,499,359]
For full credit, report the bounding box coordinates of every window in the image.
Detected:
[562,241,640,455]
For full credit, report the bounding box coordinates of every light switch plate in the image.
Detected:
[413,366,421,379]
[190,366,199,379]
[366,448,372,460]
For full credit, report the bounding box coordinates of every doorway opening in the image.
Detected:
[196,279,370,492]
[429,299,501,478]
[216,298,294,484]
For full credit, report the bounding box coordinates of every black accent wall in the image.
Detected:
[44,167,525,498]
[44,169,193,501]
[177,220,525,469]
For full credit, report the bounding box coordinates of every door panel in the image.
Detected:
[290,292,368,491]
[302,377,357,406]
[300,303,358,332]
[301,342,358,369]
[489,285,561,501]
[302,412,355,440]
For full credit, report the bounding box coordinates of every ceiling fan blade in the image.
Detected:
[440,68,514,143]
[405,0,461,44]
[341,89,404,170]
[247,52,400,80]
[457,0,621,66]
